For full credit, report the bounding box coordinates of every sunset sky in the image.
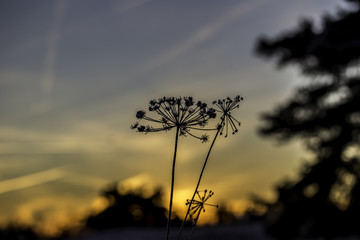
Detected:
[0,0,345,235]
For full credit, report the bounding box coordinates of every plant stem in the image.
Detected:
[188,209,202,240]
[176,121,223,240]
[165,126,180,240]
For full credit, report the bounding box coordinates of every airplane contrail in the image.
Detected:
[0,166,67,194]
[41,0,67,96]
[140,0,270,73]
[114,0,152,14]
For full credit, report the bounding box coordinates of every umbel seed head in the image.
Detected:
[131,96,217,142]
[213,95,243,137]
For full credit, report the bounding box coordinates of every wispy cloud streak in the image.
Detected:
[140,0,269,73]
[41,1,66,98]
[113,0,152,14]
[0,166,67,194]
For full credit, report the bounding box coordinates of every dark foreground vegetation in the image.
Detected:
[0,185,266,240]
[2,0,360,239]
[252,0,360,239]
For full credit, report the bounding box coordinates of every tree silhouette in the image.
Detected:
[0,224,39,240]
[255,0,360,238]
[85,184,173,230]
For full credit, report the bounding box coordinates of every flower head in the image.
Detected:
[131,97,216,141]
[200,134,210,143]
[213,95,243,137]
[185,189,218,223]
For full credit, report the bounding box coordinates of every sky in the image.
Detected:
[0,0,345,236]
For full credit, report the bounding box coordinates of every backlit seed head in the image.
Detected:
[213,95,243,137]
[186,189,218,224]
[131,96,217,142]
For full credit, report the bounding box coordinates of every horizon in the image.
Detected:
[0,0,344,236]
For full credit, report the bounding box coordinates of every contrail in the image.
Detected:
[41,0,67,96]
[140,0,270,73]
[0,166,67,194]
[114,0,152,14]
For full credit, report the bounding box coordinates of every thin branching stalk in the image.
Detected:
[131,96,241,240]
[165,127,180,240]
[185,190,217,240]
[132,97,215,240]
[177,95,243,240]
[176,121,222,240]
[188,208,202,240]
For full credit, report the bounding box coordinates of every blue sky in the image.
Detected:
[0,0,344,235]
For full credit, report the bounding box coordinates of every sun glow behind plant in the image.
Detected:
[0,0,342,236]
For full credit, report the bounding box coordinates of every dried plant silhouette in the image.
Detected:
[132,95,243,239]
[177,95,243,240]
[254,0,360,238]
[131,97,216,240]
[185,190,218,240]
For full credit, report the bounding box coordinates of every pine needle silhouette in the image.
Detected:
[177,95,243,240]
[131,96,216,240]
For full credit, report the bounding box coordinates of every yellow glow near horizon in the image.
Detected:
[0,0,343,237]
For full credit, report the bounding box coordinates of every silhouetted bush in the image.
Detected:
[85,183,175,230]
[216,204,237,225]
[0,223,40,240]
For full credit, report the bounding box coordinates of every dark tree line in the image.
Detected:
[85,184,171,229]
[0,224,40,240]
[254,0,360,238]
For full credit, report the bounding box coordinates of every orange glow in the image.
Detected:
[1,0,341,237]
[91,196,110,213]
[6,197,90,237]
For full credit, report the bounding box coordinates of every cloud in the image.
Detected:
[0,166,68,194]
[113,0,152,14]
[38,0,67,113]
[139,0,269,73]
[13,195,89,236]
[61,173,110,189]
[0,124,172,155]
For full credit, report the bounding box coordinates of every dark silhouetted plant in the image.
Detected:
[131,96,216,240]
[186,190,218,240]
[177,95,243,240]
